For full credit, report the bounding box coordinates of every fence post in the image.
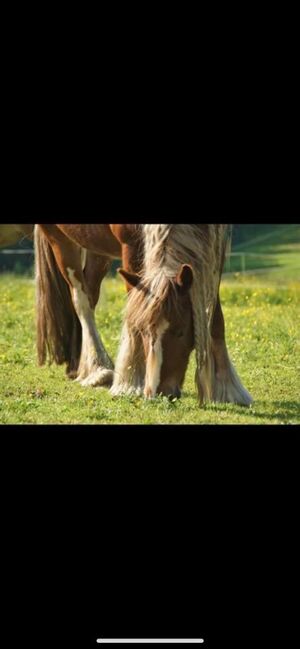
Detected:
[241,253,246,274]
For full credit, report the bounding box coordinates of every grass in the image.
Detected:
[0,243,299,425]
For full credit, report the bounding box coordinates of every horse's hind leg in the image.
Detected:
[210,294,253,406]
[78,253,115,387]
[39,226,114,387]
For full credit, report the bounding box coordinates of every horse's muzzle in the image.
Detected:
[159,385,182,400]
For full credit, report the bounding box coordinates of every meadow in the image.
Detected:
[0,239,299,425]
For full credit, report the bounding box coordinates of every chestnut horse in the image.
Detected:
[112,224,253,406]
[34,224,143,386]
[35,223,252,406]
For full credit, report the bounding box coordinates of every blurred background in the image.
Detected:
[0,229,34,274]
[1,223,299,279]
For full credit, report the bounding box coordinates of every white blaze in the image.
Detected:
[144,319,169,398]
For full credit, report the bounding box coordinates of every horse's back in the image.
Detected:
[52,224,122,258]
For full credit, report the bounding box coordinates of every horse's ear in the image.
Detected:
[118,268,141,288]
[175,264,194,293]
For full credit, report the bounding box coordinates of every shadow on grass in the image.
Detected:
[247,401,300,423]
[201,399,300,423]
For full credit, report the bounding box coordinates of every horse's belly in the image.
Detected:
[57,224,122,258]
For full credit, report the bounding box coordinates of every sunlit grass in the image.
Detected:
[0,269,299,425]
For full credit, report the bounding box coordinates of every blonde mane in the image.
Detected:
[124,223,230,402]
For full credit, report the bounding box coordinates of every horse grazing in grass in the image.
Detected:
[112,224,253,406]
[35,223,252,406]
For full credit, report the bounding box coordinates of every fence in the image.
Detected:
[0,248,34,274]
[0,250,34,255]
[0,249,120,275]
[0,249,278,276]
[224,252,278,275]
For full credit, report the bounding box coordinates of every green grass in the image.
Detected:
[0,248,299,425]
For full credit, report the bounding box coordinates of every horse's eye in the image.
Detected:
[177,331,184,338]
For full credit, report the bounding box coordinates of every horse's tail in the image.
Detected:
[34,225,82,376]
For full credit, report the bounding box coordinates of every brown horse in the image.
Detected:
[35,223,252,406]
[112,224,253,406]
[34,224,143,386]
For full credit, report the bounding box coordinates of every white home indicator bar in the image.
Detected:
[97,641,204,644]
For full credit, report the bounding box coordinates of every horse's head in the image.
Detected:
[119,264,195,399]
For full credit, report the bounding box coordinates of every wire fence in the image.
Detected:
[0,248,35,274]
[0,250,34,255]
[0,249,121,275]
[0,249,279,276]
[223,252,279,275]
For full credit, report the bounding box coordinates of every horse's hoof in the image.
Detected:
[80,368,114,388]
[67,369,79,380]
[110,383,144,397]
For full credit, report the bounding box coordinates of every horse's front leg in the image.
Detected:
[110,320,145,397]
[210,294,253,406]
[110,240,145,397]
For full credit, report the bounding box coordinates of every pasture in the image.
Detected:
[0,247,299,424]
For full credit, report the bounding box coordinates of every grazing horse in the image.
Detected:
[35,223,252,406]
[112,224,253,406]
[34,224,143,386]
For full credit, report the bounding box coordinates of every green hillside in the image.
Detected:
[226,224,300,278]
[232,223,300,250]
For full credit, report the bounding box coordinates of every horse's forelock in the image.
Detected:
[126,272,172,333]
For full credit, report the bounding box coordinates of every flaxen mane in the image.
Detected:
[123,224,230,402]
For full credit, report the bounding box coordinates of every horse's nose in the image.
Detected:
[159,385,181,400]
